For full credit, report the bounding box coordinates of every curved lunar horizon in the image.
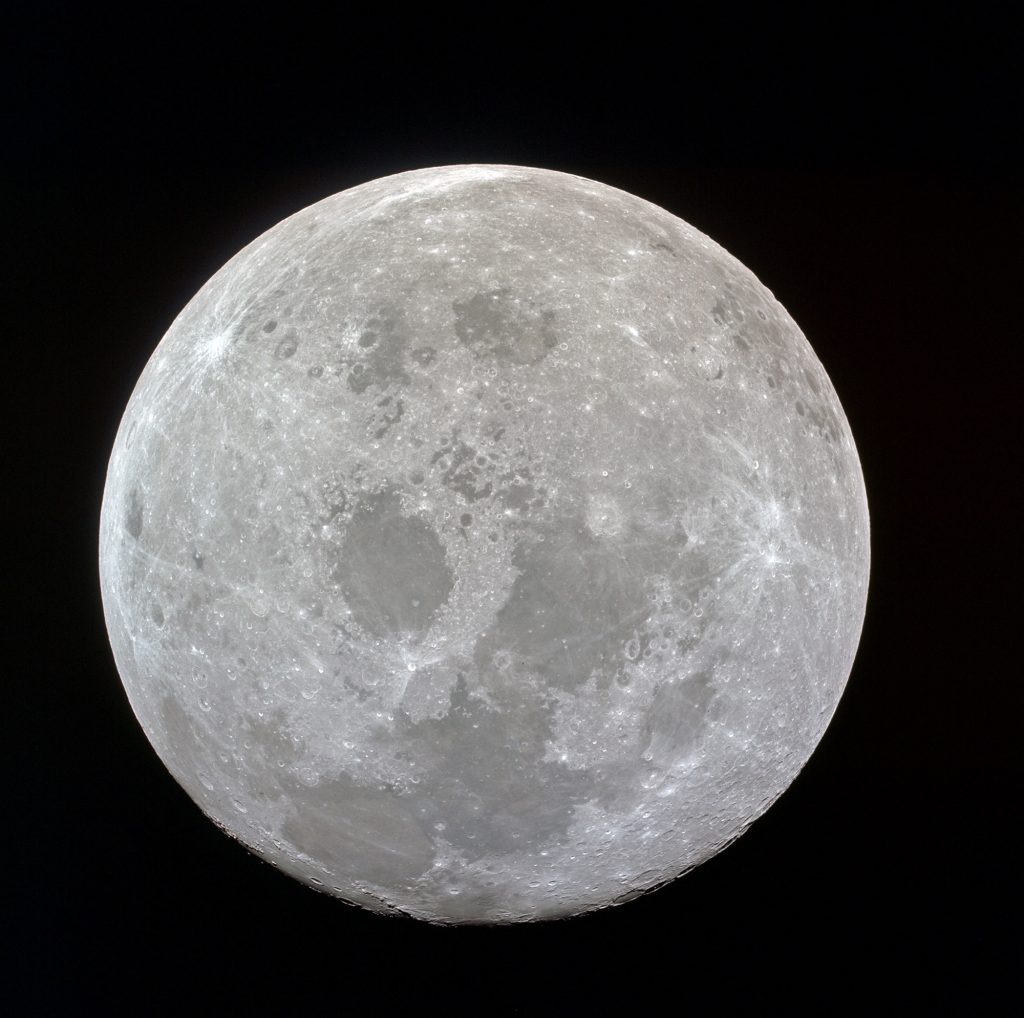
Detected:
[99,164,869,923]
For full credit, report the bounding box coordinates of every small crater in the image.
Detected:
[263,320,278,333]
[795,400,806,416]
[308,365,324,379]
[192,550,204,571]
[410,347,436,366]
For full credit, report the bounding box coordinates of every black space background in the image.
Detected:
[7,5,1021,1012]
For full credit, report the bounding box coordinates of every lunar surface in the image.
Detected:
[99,164,870,923]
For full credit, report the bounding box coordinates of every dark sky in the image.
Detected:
[8,5,1020,1012]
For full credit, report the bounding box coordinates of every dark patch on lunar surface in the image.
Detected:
[274,331,299,359]
[433,438,494,502]
[332,489,453,638]
[401,678,593,859]
[496,464,546,515]
[348,308,411,393]
[709,288,752,328]
[474,517,668,691]
[371,393,405,439]
[159,697,199,781]
[453,288,558,365]
[643,670,715,764]
[793,378,842,444]
[282,773,436,886]
[125,487,143,538]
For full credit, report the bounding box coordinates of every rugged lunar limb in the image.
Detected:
[99,165,870,923]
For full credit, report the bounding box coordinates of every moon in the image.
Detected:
[99,164,869,923]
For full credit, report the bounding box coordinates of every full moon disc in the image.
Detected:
[99,164,869,923]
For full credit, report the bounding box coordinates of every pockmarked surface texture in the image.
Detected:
[99,165,870,922]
